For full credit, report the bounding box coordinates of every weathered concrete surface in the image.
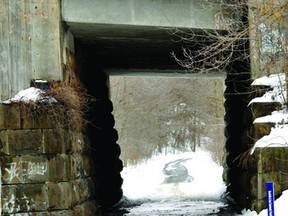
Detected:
[62,0,232,30]
[0,0,62,100]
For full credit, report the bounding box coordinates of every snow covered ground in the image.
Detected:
[240,190,288,215]
[119,150,228,215]
[120,149,288,216]
[121,151,226,201]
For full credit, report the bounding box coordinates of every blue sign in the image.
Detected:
[266,182,275,216]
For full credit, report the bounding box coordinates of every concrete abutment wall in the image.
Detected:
[0,49,124,215]
[0,0,123,214]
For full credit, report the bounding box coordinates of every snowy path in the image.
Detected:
[107,151,231,215]
[106,198,237,216]
[120,200,229,216]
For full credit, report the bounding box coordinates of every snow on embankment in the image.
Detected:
[249,73,286,105]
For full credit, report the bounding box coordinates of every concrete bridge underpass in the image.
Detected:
[0,0,253,214]
[62,0,251,212]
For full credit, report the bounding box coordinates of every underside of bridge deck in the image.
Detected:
[62,0,232,70]
[68,23,198,70]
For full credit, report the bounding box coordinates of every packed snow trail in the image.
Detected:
[121,151,226,201]
[107,199,233,216]
[107,151,232,215]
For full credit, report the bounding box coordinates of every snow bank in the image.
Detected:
[251,73,285,88]
[254,110,288,124]
[240,189,288,216]
[251,125,288,154]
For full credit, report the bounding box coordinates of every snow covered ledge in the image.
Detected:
[1,80,56,105]
[249,73,288,153]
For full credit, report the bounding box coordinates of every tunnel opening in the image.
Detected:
[71,25,202,210]
[74,43,227,211]
[108,70,227,213]
[61,0,254,212]
[108,70,226,167]
[70,22,251,212]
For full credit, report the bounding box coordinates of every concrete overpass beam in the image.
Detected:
[62,0,229,30]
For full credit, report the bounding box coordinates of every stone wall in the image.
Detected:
[0,0,124,212]
[248,147,288,212]
[237,83,288,212]
[0,103,99,215]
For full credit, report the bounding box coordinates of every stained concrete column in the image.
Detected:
[0,0,63,101]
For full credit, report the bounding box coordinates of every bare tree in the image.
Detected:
[171,1,247,72]
[110,75,225,166]
[171,0,288,81]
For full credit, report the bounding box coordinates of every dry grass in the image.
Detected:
[42,81,94,133]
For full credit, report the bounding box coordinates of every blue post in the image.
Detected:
[266,182,275,216]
